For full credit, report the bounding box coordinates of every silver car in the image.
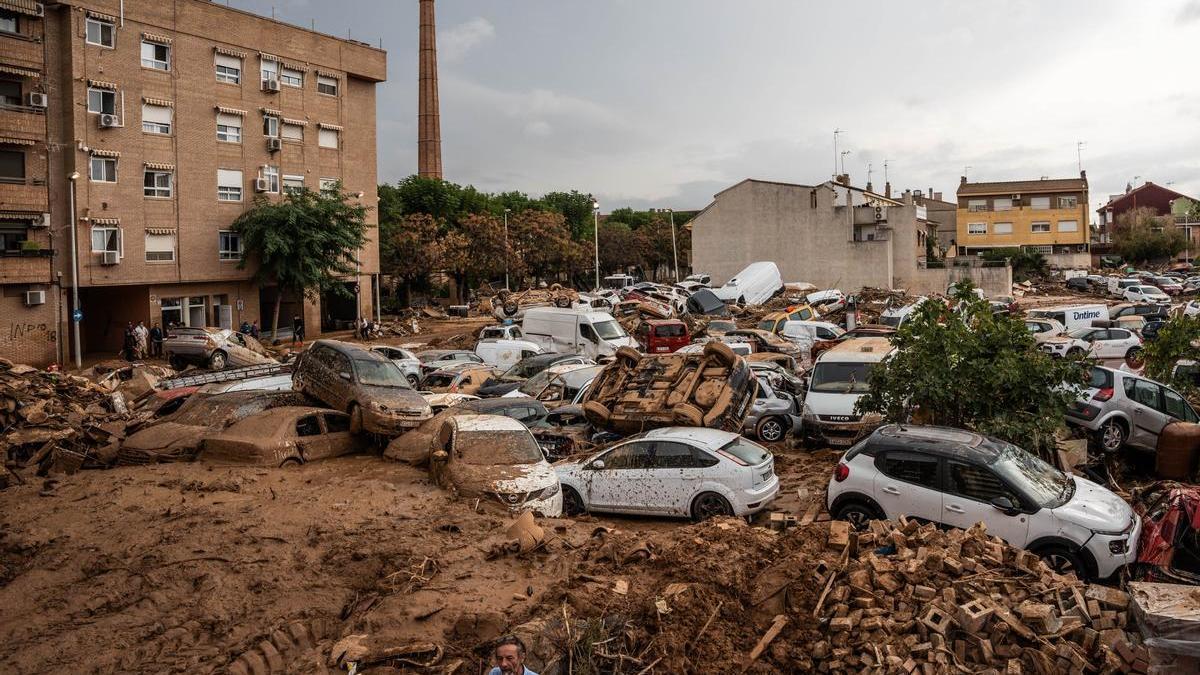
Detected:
[742,376,801,443]
[1066,366,1200,453]
[370,345,422,386]
[164,327,276,370]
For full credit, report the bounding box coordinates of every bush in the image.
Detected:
[1142,316,1200,397]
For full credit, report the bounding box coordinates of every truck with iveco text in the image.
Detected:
[1026,304,1110,331]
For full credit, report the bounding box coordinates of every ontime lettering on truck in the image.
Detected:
[1027,305,1110,332]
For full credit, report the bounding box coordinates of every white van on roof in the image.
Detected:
[712,262,783,306]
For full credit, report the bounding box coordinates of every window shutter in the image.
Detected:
[217,169,242,188]
[215,53,241,69]
[142,104,172,124]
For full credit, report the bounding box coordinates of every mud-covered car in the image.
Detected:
[580,342,757,435]
[384,397,549,465]
[429,414,562,516]
[476,353,594,397]
[529,404,617,461]
[1132,481,1200,584]
[420,363,500,395]
[492,285,579,320]
[199,407,364,466]
[725,328,803,359]
[292,340,432,436]
[164,327,277,370]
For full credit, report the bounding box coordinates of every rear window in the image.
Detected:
[654,324,686,338]
[718,437,770,466]
[877,451,940,489]
[1089,367,1113,390]
[423,374,455,388]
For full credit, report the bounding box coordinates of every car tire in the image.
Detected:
[615,346,641,368]
[703,340,737,367]
[834,500,882,531]
[1097,418,1126,453]
[169,354,186,370]
[208,350,227,370]
[582,400,611,425]
[1036,544,1089,580]
[280,457,303,468]
[691,492,733,521]
[555,296,572,308]
[407,374,419,387]
[1066,347,1083,357]
[674,403,704,426]
[1126,347,1143,364]
[756,415,787,443]
[503,302,519,316]
[497,289,511,302]
[349,403,364,435]
[561,486,586,516]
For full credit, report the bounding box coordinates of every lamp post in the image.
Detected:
[665,208,678,281]
[67,171,82,369]
[503,208,511,291]
[591,198,600,291]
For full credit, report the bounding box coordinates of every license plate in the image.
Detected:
[760,470,772,482]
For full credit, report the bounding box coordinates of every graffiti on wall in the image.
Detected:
[6,321,57,344]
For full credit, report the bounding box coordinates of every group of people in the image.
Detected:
[123,321,163,361]
[237,320,262,339]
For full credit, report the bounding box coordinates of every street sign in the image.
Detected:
[72,309,83,322]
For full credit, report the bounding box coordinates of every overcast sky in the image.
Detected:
[230,0,1200,219]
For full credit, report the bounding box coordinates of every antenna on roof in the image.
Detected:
[833,129,845,180]
[964,165,973,180]
[1076,140,1087,172]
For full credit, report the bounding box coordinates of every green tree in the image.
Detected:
[439,213,509,294]
[856,292,1088,457]
[233,186,368,337]
[392,175,462,219]
[508,209,585,283]
[387,213,443,307]
[543,190,596,239]
[980,247,1047,282]
[1142,316,1200,397]
[1113,207,1187,263]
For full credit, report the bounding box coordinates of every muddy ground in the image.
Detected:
[0,441,837,674]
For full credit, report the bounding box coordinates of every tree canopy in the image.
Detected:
[1113,207,1186,263]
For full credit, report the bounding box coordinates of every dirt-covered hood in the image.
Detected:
[1052,476,1135,532]
[452,460,558,498]
[360,385,430,414]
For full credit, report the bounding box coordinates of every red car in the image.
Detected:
[635,319,690,353]
[1132,481,1200,584]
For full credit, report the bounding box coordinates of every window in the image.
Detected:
[967,222,986,235]
[1164,389,1200,422]
[296,415,321,436]
[280,67,303,88]
[0,79,20,106]
[141,103,172,134]
[317,74,338,96]
[318,127,339,149]
[263,165,279,193]
[993,222,1013,235]
[90,225,120,253]
[143,169,172,198]
[281,122,303,141]
[877,451,940,489]
[0,10,17,35]
[217,169,243,202]
[86,17,114,48]
[1058,220,1079,233]
[260,58,278,82]
[324,413,350,433]
[87,88,116,114]
[283,175,304,195]
[993,198,1013,211]
[0,149,23,182]
[1028,245,1053,254]
[0,226,27,252]
[319,177,339,193]
[649,442,701,469]
[600,442,652,470]
[1031,221,1050,233]
[946,461,1019,504]
[145,232,175,262]
[1059,196,1078,209]
[218,230,242,260]
[262,115,279,137]
[1126,379,1162,411]
[141,41,170,70]
[215,53,241,84]
[1031,196,1050,210]
[216,113,242,143]
[967,199,987,212]
[89,157,117,182]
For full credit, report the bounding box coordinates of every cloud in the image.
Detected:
[523,120,553,137]
[1180,1,1200,22]
[440,17,495,62]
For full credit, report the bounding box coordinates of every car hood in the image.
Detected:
[360,385,430,412]
[123,423,207,451]
[453,460,558,496]
[1041,336,1077,347]
[1051,476,1135,532]
[804,390,868,416]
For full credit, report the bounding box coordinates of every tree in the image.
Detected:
[597,221,644,277]
[233,186,368,337]
[543,190,595,240]
[439,213,509,294]
[980,247,1047,282]
[1142,316,1200,398]
[1113,207,1186,263]
[508,209,585,283]
[392,175,462,219]
[387,213,443,307]
[856,289,1088,457]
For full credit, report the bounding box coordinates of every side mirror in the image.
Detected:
[590,459,605,470]
[431,450,449,464]
[338,372,352,381]
[990,496,1020,515]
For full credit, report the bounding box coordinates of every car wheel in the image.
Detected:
[555,296,572,308]
[702,340,737,366]
[208,350,227,370]
[691,492,733,521]
[756,416,786,443]
[834,500,881,531]
[280,457,303,468]
[1066,347,1083,357]
[615,346,641,368]
[1126,347,1143,364]
[561,486,586,516]
[1097,419,1126,453]
[407,374,419,387]
[169,355,186,370]
[674,403,704,426]
[349,403,364,434]
[582,400,611,425]
[1037,545,1089,580]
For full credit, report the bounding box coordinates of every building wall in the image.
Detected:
[0,291,60,366]
[956,206,1088,249]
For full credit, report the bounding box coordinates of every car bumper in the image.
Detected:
[803,415,882,447]
[734,474,779,516]
[1085,514,1142,579]
[363,409,431,435]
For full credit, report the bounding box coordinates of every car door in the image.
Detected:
[318,412,356,459]
[581,441,653,513]
[1089,330,1118,359]
[1124,378,1170,451]
[941,459,1031,547]
[871,450,943,523]
[294,413,329,463]
[640,441,709,515]
[329,350,354,409]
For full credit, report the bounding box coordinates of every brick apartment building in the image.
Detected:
[0,0,386,366]
[955,173,1090,268]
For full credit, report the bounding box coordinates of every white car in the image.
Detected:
[1123,285,1170,304]
[826,425,1141,580]
[370,345,422,386]
[478,324,524,341]
[554,427,779,519]
[1183,300,1200,318]
[806,289,846,314]
[1023,317,1065,344]
[1039,327,1142,361]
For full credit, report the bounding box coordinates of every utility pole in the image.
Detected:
[503,208,511,291]
[833,128,844,179]
[591,198,600,290]
[67,172,82,370]
[666,208,678,282]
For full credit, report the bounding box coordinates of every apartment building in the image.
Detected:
[0,0,386,365]
[955,172,1090,268]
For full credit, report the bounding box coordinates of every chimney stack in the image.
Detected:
[417,0,443,179]
[884,181,891,199]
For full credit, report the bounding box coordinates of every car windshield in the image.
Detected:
[809,362,873,393]
[518,369,553,396]
[423,373,455,388]
[354,360,410,388]
[709,321,736,332]
[501,357,552,382]
[989,442,1073,508]
[457,430,543,465]
[879,314,903,328]
[593,319,626,341]
[719,437,770,466]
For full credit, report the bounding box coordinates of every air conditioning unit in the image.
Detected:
[99,113,120,128]
[27,92,48,109]
[100,251,120,265]
[253,177,269,192]
[1011,194,1021,200]
[266,137,282,152]
[261,77,280,92]
[23,290,46,307]
[30,213,50,228]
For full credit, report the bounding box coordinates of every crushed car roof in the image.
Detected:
[453,414,528,432]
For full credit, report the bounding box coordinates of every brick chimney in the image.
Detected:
[884,181,891,199]
[418,0,443,178]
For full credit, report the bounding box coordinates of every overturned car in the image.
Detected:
[491,285,579,320]
[580,343,757,435]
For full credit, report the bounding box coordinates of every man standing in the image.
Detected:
[150,322,163,358]
[488,636,537,675]
[250,320,260,339]
[292,314,305,345]
[135,321,149,359]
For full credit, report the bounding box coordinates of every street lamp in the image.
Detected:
[591,198,600,291]
[503,208,511,291]
[67,171,82,370]
[664,208,679,282]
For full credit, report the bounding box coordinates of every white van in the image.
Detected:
[521,307,638,360]
[478,324,524,341]
[1107,277,1141,297]
[879,297,930,328]
[1027,304,1111,331]
[802,337,895,447]
[474,339,543,371]
[602,274,637,290]
[712,261,783,306]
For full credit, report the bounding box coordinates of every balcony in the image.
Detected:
[0,36,44,71]
[0,104,47,139]
[0,177,48,211]
[0,248,52,284]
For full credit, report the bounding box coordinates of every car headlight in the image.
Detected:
[539,482,561,499]
[369,401,389,412]
[801,404,815,418]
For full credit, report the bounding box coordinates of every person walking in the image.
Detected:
[250,321,260,339]
[292,314,305,345]
[123,323,138,361]
[150,322,163,358]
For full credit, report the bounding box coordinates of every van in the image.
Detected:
[602,274,637,290]
[1027,304,1111,331]
[635,319,691,354]
[521,307,638,360]
[801,337,895,447]
[473,338,544,370]
[879,297,930,328]
[712,261,783,306]
[1107,277,1141,297]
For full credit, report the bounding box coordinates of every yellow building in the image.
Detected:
[955,172,1090,266]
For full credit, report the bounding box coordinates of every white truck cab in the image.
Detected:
[479,324,524,341]
[474,339,544,371]
[521,307,638,360]
[802,337,895,447]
